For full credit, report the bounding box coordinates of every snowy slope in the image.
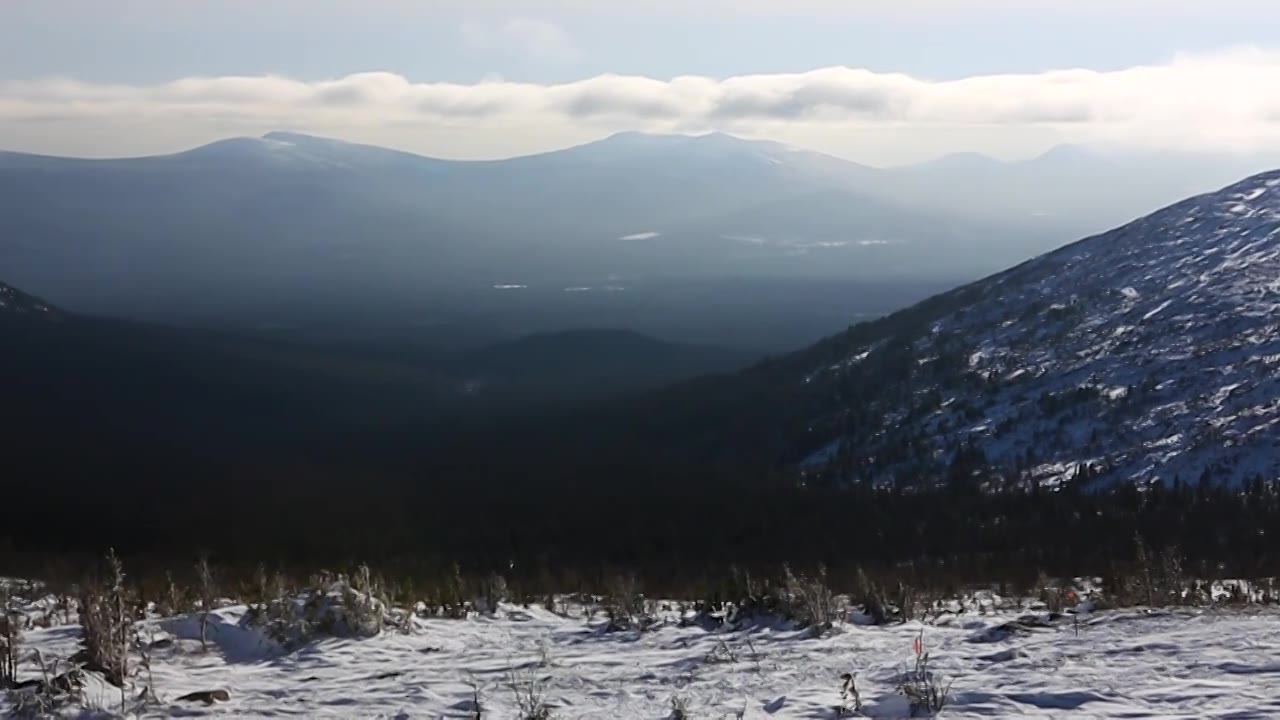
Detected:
[798,171,1280,488]
[0,281,58,317]
[7,593,1280,718]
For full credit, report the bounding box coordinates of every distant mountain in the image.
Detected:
[0,131,1032,334]
[631,170,1280,489]
[4,130,1273,347]
[885,144,1280,235]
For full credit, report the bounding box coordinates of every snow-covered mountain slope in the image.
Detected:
[796,170,1280,489]
[0,281,58,318]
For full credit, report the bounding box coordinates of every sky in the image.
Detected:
[3,0,1280,165]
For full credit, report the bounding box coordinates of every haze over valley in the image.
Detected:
[4,130,1276,355]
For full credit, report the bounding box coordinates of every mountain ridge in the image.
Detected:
[1,130,1263,172]
[4,129,1278,355]
[0,127,1031,334]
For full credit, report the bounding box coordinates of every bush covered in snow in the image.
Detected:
[243,566,387,651]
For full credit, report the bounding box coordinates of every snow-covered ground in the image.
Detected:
[7,592,1280,718]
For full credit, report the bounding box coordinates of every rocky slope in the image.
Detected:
[794,170,1280,489]
[0,281,59,318]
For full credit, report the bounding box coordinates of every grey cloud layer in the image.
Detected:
[3,50,1280,143]
[48,0,1271,21]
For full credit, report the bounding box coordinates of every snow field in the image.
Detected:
[7,590,1280,718]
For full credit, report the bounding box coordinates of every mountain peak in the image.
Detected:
[691,130,748,143]
[260,130,344,146]
[597,130,761,148]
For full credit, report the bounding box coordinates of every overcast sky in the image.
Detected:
[3,0,1280,164]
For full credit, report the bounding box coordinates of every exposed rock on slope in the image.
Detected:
[0,281,59,318]
[799,171,1280,488]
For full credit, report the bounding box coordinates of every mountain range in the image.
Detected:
[3,131,1275,351]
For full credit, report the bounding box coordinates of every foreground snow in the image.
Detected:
[8,600,1280,718]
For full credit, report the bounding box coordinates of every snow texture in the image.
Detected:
[0,281,56,316]
[7,586,1280,718]
[800,170,1280,488]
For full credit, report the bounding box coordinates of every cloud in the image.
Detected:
[27,0,1279,21]
[5,48,1280,157]
[460,17,582,62]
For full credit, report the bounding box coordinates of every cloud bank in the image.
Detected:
[4,48,1280,159]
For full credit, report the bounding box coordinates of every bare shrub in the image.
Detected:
[1259,578,1278,604]
[896,581,919,623]
[339,565,386,638]
[669,693,691,719]
[703,639,738,665]
[897,633,951,717]
[244,570,298,648]
[6,649,86,716]
[726,565,764,607]
[442,563,470,619]
[31,586,73,630]
[745,636,764,674]
[132,630,158,704]
[1162,547,1187,605]
[474,574,509,616]
[1115,535,1196,608]
[603,574,653,632]
[76,550,133,687]
[1037,571,1065,613]
[856,567,890,625]
[6,688,59,718]
[784,565,839,636]
[395,605,416,635]
[195,557,217,652]
[249,564,270,608]
[836,672,862,717]
[1101,571,1141,607]
[1,586,19,688]
[157,572,189,619]
[509,667,552,719]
